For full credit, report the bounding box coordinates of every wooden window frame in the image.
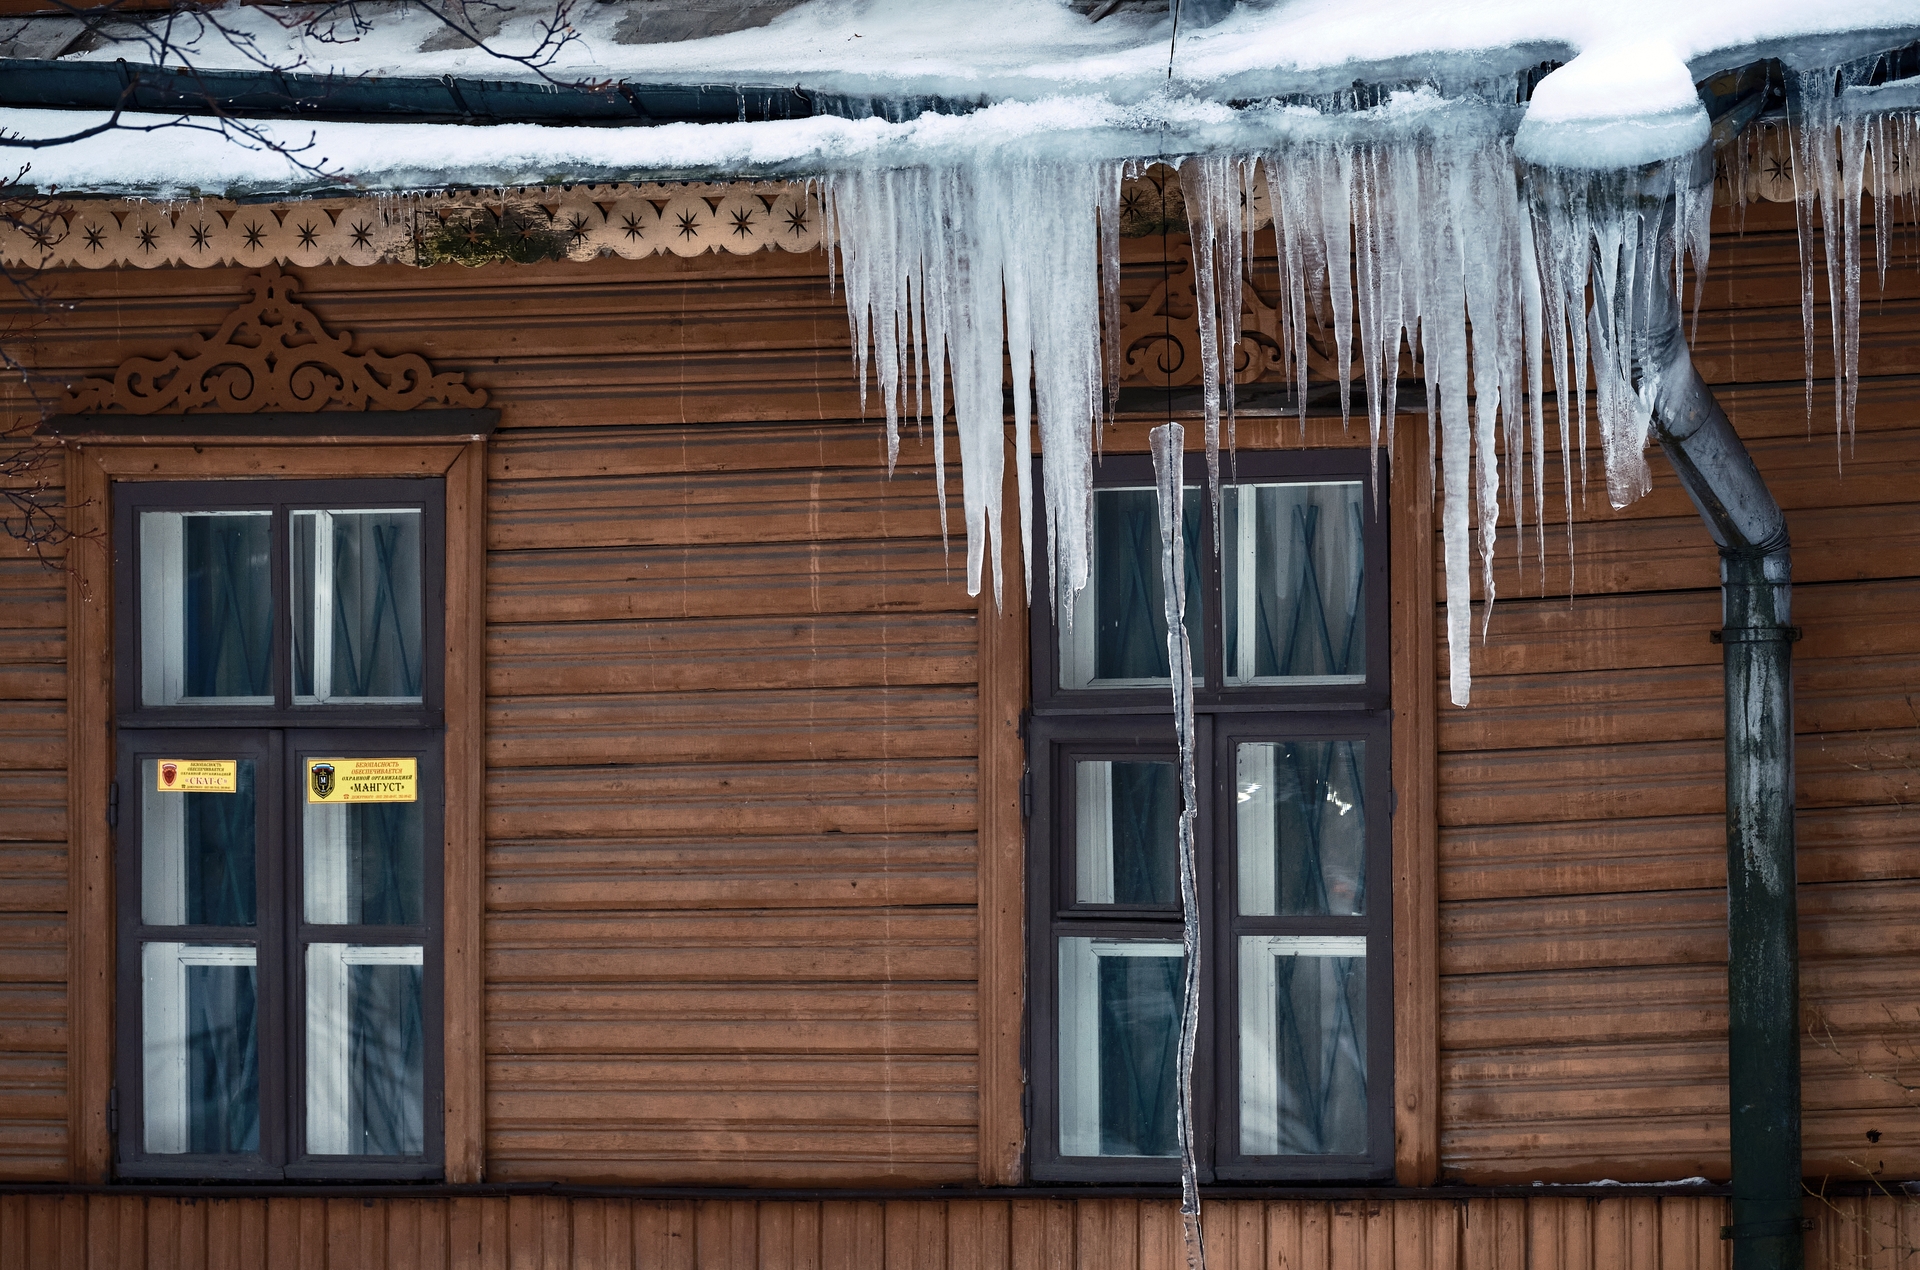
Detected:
[109,478,447,1180]
[1025,449,1394,1183]
[973,420,1438,1187]
[64,429,489,1185]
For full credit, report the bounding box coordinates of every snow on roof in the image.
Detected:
[32,0,1920,101]
[3,0,1916,194]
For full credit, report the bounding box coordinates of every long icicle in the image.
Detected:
[828,76,1911,713]
[1151,421,1204,1270]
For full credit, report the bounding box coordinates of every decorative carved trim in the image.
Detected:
[58,265,486,415]
[1,181,824,272]
[1117,238,1356,389]
[0,135,1832,277]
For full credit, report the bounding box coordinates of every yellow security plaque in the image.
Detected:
[307,758,417,804]
[155,760,238,793]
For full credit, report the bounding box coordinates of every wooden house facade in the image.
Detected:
[0,168,1914,1267]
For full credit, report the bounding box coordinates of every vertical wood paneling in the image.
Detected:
[881,1199,945,1270]
[944,1198,1007,1270]
[1073,1198,1134,1270]
[0,1195,1741,1270]
[1461,1198,1526,1270]
[819,1201,883,1270]
[1389,415,1441,1186]
[445,439,490,1185]
[65,448,110,1184]
[976,439,1029,1187]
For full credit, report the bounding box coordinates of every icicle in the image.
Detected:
[827,161,1112,614]
[826,88,1920,711]
[1177,156,1237,515]
[1789,65,1870,448]
[1150,422,1204,1270]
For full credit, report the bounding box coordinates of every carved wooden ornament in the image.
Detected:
[1118,239,1358,391]
[60,265,486,414]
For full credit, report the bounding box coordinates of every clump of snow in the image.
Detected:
[1516,42,1710,169]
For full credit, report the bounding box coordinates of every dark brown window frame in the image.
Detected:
[1026,446,1396,1184]
[108,477,448,1182]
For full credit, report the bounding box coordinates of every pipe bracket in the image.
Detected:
[1711,626,1802,644]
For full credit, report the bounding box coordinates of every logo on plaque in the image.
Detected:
[153,759,238,793]
[305,758,415,804]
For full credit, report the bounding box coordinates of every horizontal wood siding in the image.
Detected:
[1437,201,1920,1183]
[485,412,979,1182]
[0,496,66,1181]
[2,194,1917,1199]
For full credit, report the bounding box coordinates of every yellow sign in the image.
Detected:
[307,758,417,804]
[154,760,238,793]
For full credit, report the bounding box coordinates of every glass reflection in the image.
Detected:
[1061,488,1203,689]
[141,759,256,927]
[306,944,425,1156]
[304,799,424,926]
[1074,760,1179,907]
[139,511,273,706]
[294,510,424,703]
[1239,936,1367,1156]
[1058,937,1183,1157]
[1223,482,1365,684]
[142,942,259,1155]
[1237,741,1366,917]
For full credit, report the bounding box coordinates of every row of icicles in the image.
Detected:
[823,84,1915,707]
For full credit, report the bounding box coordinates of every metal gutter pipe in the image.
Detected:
[1627,163,1803,1270]
[0,57,986,127]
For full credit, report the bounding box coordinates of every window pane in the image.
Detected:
[1060,488,1203,689]
[305,799,424,925]
[141,759,256,926]
[306,944,426,1156]
[1237,740,1366,917]
[140,511,273,706]
[1223,482,1365,684]
[1239,936,1366,1156]
[1058,937,1183,1158]
[141,943,259,1155]
[1074,760,1179,906]
[294,510,425,703]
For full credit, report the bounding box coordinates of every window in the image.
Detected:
[1027,449,1393,1182]
[112,479,445,1180]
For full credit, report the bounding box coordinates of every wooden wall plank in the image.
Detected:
[1390,401,1440,1185]
[487,614,977,699]
[945,1199,1007,1270]
[64,446,109,1184]
[446,439,490,1185]
[975,441,1027,1186]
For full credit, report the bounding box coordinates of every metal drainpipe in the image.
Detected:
[1628,168,1804,1270]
